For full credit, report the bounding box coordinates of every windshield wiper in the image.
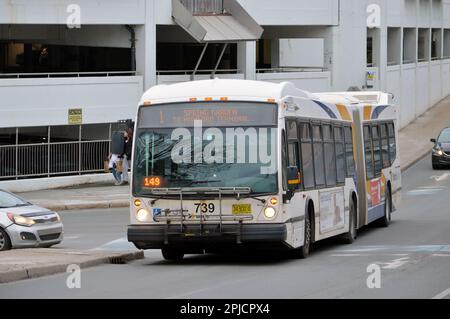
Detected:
[188,180,222,185]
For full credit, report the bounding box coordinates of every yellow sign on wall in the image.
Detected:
[68,108,82,125]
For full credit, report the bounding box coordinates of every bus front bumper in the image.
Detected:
[127,223,288,250]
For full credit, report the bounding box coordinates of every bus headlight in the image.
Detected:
[264,207,277,219]
[136,209,150,222]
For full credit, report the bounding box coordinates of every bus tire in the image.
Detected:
[341,199,357,244]
[378,187,392,227]
[292,211,312,259]
[161,248,184,261]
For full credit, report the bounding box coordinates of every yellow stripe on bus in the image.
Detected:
[363,105,372,120]
[336,104,352,121]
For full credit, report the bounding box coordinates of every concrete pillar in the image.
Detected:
[237,41,256,80]
[136,0,157,91]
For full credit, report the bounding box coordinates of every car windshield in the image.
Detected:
[133,102,278,197]
[438,129,450,143]
[0,191,30,208]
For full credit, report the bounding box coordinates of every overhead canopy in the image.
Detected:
[172,0,263,43]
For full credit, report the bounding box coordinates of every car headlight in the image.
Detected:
[7,213,36,227]
[433,148,444,156]
[136,209,150,222]
[264,206,277,219]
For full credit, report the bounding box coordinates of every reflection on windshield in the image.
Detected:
[438,129,450,143]
[0,191,29,208]
[133,128,278,196]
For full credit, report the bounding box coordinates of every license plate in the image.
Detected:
[232,204,252,215]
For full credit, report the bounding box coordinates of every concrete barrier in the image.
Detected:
[0,173,126,193]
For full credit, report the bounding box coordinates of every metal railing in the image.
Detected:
[0,71,138,79]
[0,140,110,180]
[180,0,224,14]
[157,69,240,76]
[256,67,327,73]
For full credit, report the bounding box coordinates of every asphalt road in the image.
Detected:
[1,156,450,299]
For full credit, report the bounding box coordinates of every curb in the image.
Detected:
[41,201,130,212]
[0,250,144,284]
[400,149,430,173]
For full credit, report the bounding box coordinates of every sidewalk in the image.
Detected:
[0,249,144,284]
[18,182,130,211]
[16,95,450,212]
[399,95,450,171]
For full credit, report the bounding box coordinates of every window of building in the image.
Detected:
[403,28,417,64]
[388,27,401,66]
[432,29,442,60]
[418,28,430,62]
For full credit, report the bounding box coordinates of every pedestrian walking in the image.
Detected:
[118,127,133,185]
[109,130,125,186]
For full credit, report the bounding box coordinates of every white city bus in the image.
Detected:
[316,91,401,228]
[127,79,400,260]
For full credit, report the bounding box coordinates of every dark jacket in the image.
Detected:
[122,139,132,159]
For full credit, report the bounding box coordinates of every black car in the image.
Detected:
[431,127,450,169]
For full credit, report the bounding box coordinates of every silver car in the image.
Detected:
[0,189,63,251]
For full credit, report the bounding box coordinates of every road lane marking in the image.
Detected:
[338,245,450,253]
[377,257,410,269]
[406,188,444,196]
[64,236,81,240]
[430,173,450,182]
[432,288,450,299]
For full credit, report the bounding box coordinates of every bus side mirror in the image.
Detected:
[430,138,436,143]
[287,166,301,192]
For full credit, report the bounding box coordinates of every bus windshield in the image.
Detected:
[133,102,278,197]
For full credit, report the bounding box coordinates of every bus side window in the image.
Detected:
[313,124,325,186]
[388,122,396,164]
[286,121,300,190]
[344,126,355,177]
[380,123,390,168]
[300,122,315,189]
[334,126,346,184]
[323,124,336,187]
[282,129,287,191]
[372,124,382,176]
[364,125,374,179]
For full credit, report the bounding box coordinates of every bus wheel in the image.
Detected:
[341,200,357,244]
[161,248,184,261]
[292,213,312,259]
[378,188,392,227]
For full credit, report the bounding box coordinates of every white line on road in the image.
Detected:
[430,173,450,182]
[376,257,410,269]
[432,288,450,299]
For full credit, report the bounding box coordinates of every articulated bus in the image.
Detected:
[127,79,401,260]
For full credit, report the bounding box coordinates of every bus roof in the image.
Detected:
[314,91,392,106]
[140,79,315,104]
